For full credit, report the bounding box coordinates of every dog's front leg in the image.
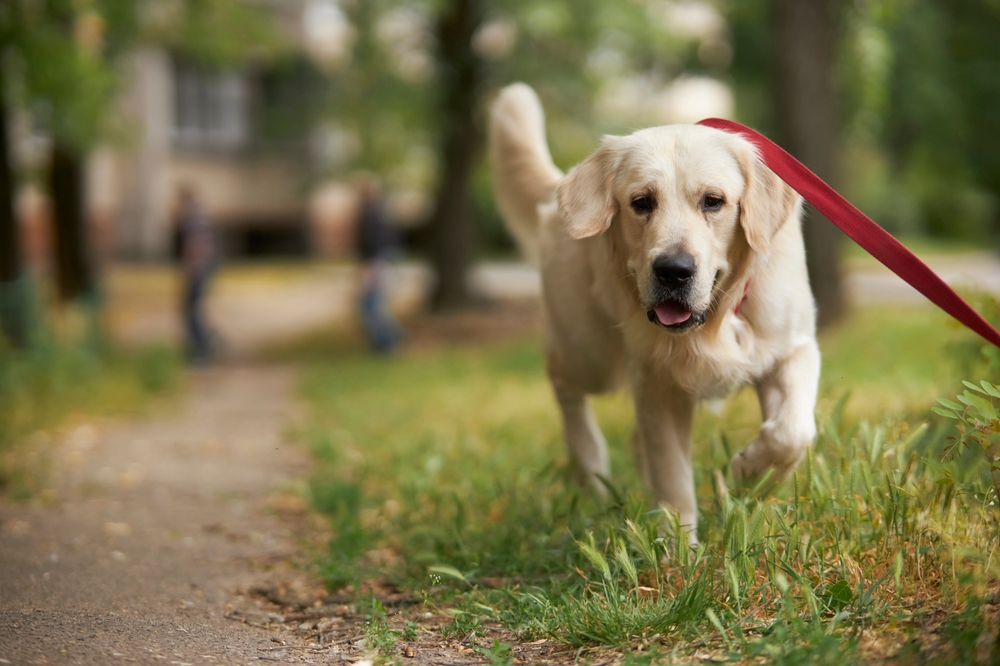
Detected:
[632,367,698,536]
[731,340,820,486]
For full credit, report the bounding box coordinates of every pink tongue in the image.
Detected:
[654,302,692,326]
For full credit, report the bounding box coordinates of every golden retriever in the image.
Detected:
[489,83,820,539]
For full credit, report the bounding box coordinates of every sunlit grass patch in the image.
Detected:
[0,281,184,498]
[300,304,999,663]
[842,235,984,262]
[819,306,967,419]
[0,338,180,498]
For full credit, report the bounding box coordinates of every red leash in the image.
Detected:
[697,117,1000,350]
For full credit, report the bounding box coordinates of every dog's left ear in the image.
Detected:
[557,136,624,239]
[738,149,800,254]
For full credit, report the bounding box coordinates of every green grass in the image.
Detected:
[841,235,987,261]
[300,304,1000,663]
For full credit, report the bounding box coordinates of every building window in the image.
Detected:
[173,59,249,151]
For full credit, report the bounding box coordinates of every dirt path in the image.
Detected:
[0,366,327,665]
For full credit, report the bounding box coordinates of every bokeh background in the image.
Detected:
[3,0,1000,338]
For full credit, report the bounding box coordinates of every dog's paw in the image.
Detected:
[730,440,800,492]
[731,421,811,491]
[730,447,770,490]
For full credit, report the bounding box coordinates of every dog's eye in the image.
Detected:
[631,196,654,214]
[701,193,725,212]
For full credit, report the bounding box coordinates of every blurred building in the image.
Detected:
[84,0,359,263]
[15,0,736,268]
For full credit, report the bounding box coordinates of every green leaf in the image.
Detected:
[612,540,638,589]
[938,398,964,411]
[964,380,987,394]
[623,519,658,567]
[932,407,959,419]
[982,381,1000,399]
[706,608,730,645]
[822,579,854,611]
[429,564,467,583]
[963,392,997,420]
[828,610,852,633]
[578,533,611,580]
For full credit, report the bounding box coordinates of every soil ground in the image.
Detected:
[0,366,328,664]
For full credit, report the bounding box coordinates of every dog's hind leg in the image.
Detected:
[552,382,610,493]
[631,429,652,490]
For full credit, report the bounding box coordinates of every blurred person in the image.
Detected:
[355,178,403,353]
[174,186,219,364]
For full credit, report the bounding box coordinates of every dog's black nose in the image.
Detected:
[652,253,696,289]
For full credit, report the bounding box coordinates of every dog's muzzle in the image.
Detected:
[647,252,705,331]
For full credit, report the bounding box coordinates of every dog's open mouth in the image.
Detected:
[647,299,706,331]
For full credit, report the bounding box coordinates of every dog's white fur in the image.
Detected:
[489,83,820,535]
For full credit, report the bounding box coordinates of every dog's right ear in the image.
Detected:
[556,137,623,239]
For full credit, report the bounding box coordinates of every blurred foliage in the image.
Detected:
[949,291,1000,380]
[318,0,1000,251]
[322,0,436,181]
[318,0,706,227]
[730,0,1000,243]
[5,0,998,250]
[154,0,288,68]
[0,0,285,152]
[1,0,121,151]
[841,0,1000,238]
[933,379,1000,516]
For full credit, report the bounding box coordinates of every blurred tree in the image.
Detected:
[10,0,129,311]
[729,0,845,326]
[0,80,27,347]
[49,140,94,306]
[427,0,486,310]
[329,0,691,310]
[0,0,283,344]
[772,0,845,326]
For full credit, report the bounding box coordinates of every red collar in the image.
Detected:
[734,280,750,315]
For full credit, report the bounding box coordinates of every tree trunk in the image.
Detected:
[429,0,486,311]
[0,89,28,347]
[772,0,845,327]
[50,140,96,302]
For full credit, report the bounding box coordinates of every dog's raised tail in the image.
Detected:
[489,84,562,266]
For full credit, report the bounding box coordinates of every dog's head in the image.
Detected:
[556,125,799,332]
